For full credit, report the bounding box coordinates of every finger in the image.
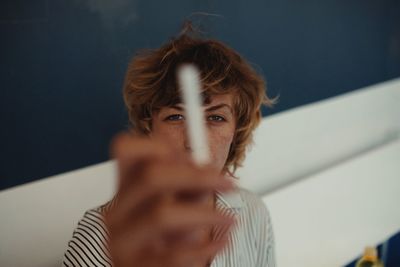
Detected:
[154,237,230,267]
[110,132,171,160]
[110,168,234,227]
[110,133,173,189]
[143,162,232,191]
[151,201,235,231]
[106,201,235,249]
[108,218,232,266]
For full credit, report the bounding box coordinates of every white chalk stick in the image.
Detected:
[177,64,210,166]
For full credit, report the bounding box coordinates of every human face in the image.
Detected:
[151,94,236,173]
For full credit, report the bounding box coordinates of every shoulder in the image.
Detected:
[237,187,271,218]
[236,188,276,266]
[236,187,274,244]
[62,205,112,267]
[75,205,109,242]
[217,186,271,224]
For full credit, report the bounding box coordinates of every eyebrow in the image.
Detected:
[170,104,233,114]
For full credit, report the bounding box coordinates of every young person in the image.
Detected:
[63,27,276,267]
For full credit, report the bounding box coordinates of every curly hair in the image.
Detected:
[123,28,275,174]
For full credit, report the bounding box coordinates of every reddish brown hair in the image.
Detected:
[123,28,275,174]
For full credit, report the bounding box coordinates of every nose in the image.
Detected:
[183,137,191,152]
[182,123,195,154]
[183,124,211,156]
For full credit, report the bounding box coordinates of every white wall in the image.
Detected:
[0,162,115,267]
[265,138,400,267]
[0,78,399,267]
[237,78,400,194]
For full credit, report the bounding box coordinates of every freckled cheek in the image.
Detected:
[153,125,186,149]
[208,129,235,169]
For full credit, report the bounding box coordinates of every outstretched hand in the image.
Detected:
[105,133,235,267]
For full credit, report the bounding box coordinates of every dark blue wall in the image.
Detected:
[1,0,399,190]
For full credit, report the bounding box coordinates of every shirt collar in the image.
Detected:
[215,186,244,210]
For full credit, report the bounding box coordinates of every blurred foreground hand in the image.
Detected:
[104,133,235,267]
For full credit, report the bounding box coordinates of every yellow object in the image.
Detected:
[355,247,384,267]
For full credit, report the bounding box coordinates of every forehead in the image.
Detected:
[152,91,236,115]
[174,93,234,108]
[203,93,233,106]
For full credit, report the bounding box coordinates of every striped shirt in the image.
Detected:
[62,187,276,267]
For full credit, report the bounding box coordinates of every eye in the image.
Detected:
[207,115,225,122]
[165,114,185,121]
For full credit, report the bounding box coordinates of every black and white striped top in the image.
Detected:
[62,187,275,267]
